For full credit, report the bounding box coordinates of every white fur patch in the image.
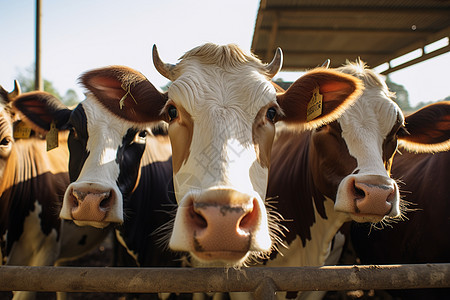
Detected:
[253,198,348,300]
[335,84,402,218]
[338,90,403,177]
[265,198,348,269]
[6,201,59,266]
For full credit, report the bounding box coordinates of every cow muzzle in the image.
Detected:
[335,174,400,223]
[169,188,271,266]
[60,182,123,228]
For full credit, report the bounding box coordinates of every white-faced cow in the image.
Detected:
[153,44,364,268]
[263,61,449,299]
[350,149,450,300]
[0,82,110,300]
[24,43,362,269]
[13,69,182,272]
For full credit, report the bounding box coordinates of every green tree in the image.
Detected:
[385,75,411,111]
[63,89,80,107]
[15,66,79,106]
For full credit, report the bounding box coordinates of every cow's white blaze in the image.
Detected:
[165,51,279,265]
[168,68,275,200]
[339,90,403,176]
[334,68,403,222]
[60,96,145,227]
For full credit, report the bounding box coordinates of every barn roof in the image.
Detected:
[251,0,450,74]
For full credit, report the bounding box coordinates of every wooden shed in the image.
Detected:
[251,0,450,73]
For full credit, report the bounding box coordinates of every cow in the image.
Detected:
[261,60,449,299]
[350,149,450,300]
[13,73,182,271]
[17,44,362,271]
[0,82,110,300]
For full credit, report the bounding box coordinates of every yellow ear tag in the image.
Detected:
[46,121,58,151]
[306,86,323,122]
[13,121,32,139]
[119,83,137,109]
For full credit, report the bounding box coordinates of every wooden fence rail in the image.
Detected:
[0,264,449,299]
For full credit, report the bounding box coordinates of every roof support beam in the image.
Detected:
[264,12,279,61]
[258,27,432,37]
[263,6,450,15]
[375,26,450,73]
[256,50,391,57]
[381,44,450,74]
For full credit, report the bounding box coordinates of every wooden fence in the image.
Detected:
[1,264,449,299]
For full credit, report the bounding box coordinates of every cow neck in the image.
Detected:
[115,134,177,267]
[268,130,324,245]
[268,129,349,263]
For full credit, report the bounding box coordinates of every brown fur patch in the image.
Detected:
[398,101,450,153]
[276,68,363,130]
[80,66,168,124]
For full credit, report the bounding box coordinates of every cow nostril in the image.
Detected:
[239,210,254,230]
[189,204,207,229]
[353,183,366,199]
[239,199,258,231]
[386,189,396,204]
[71,189,82,208]
[99,192,112,210]
[355,186,366,198]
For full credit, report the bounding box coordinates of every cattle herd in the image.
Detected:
[0,43,449,300]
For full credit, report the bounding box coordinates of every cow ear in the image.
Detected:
[398,101,450,153]
[80,65,167,124]
[12,91,71,132]
[276,69,363,130]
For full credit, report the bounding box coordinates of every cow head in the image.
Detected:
[309,60,450,223]
[0,81,21,183]
[12,66,167,229]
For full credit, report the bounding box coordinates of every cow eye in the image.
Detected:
[134,130,148,144]
[0,137,11,146]
[266,107,277,122]
[167,105,178,121]
[138,130,147,138]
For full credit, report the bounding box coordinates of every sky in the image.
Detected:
[1,0,449,107]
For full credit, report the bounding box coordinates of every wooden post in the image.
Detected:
[35,0,43,91]
[0,264,449,294]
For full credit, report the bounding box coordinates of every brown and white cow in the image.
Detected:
[262,60,449,298]
[350,148,450,300]
[13,71,181,271]
[38,43,362,268]
[0,82,109,300]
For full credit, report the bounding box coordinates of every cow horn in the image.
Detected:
[152,45,176,81]
[8,80,21,100]
[321,59,330,69]
[265,47,283,78]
